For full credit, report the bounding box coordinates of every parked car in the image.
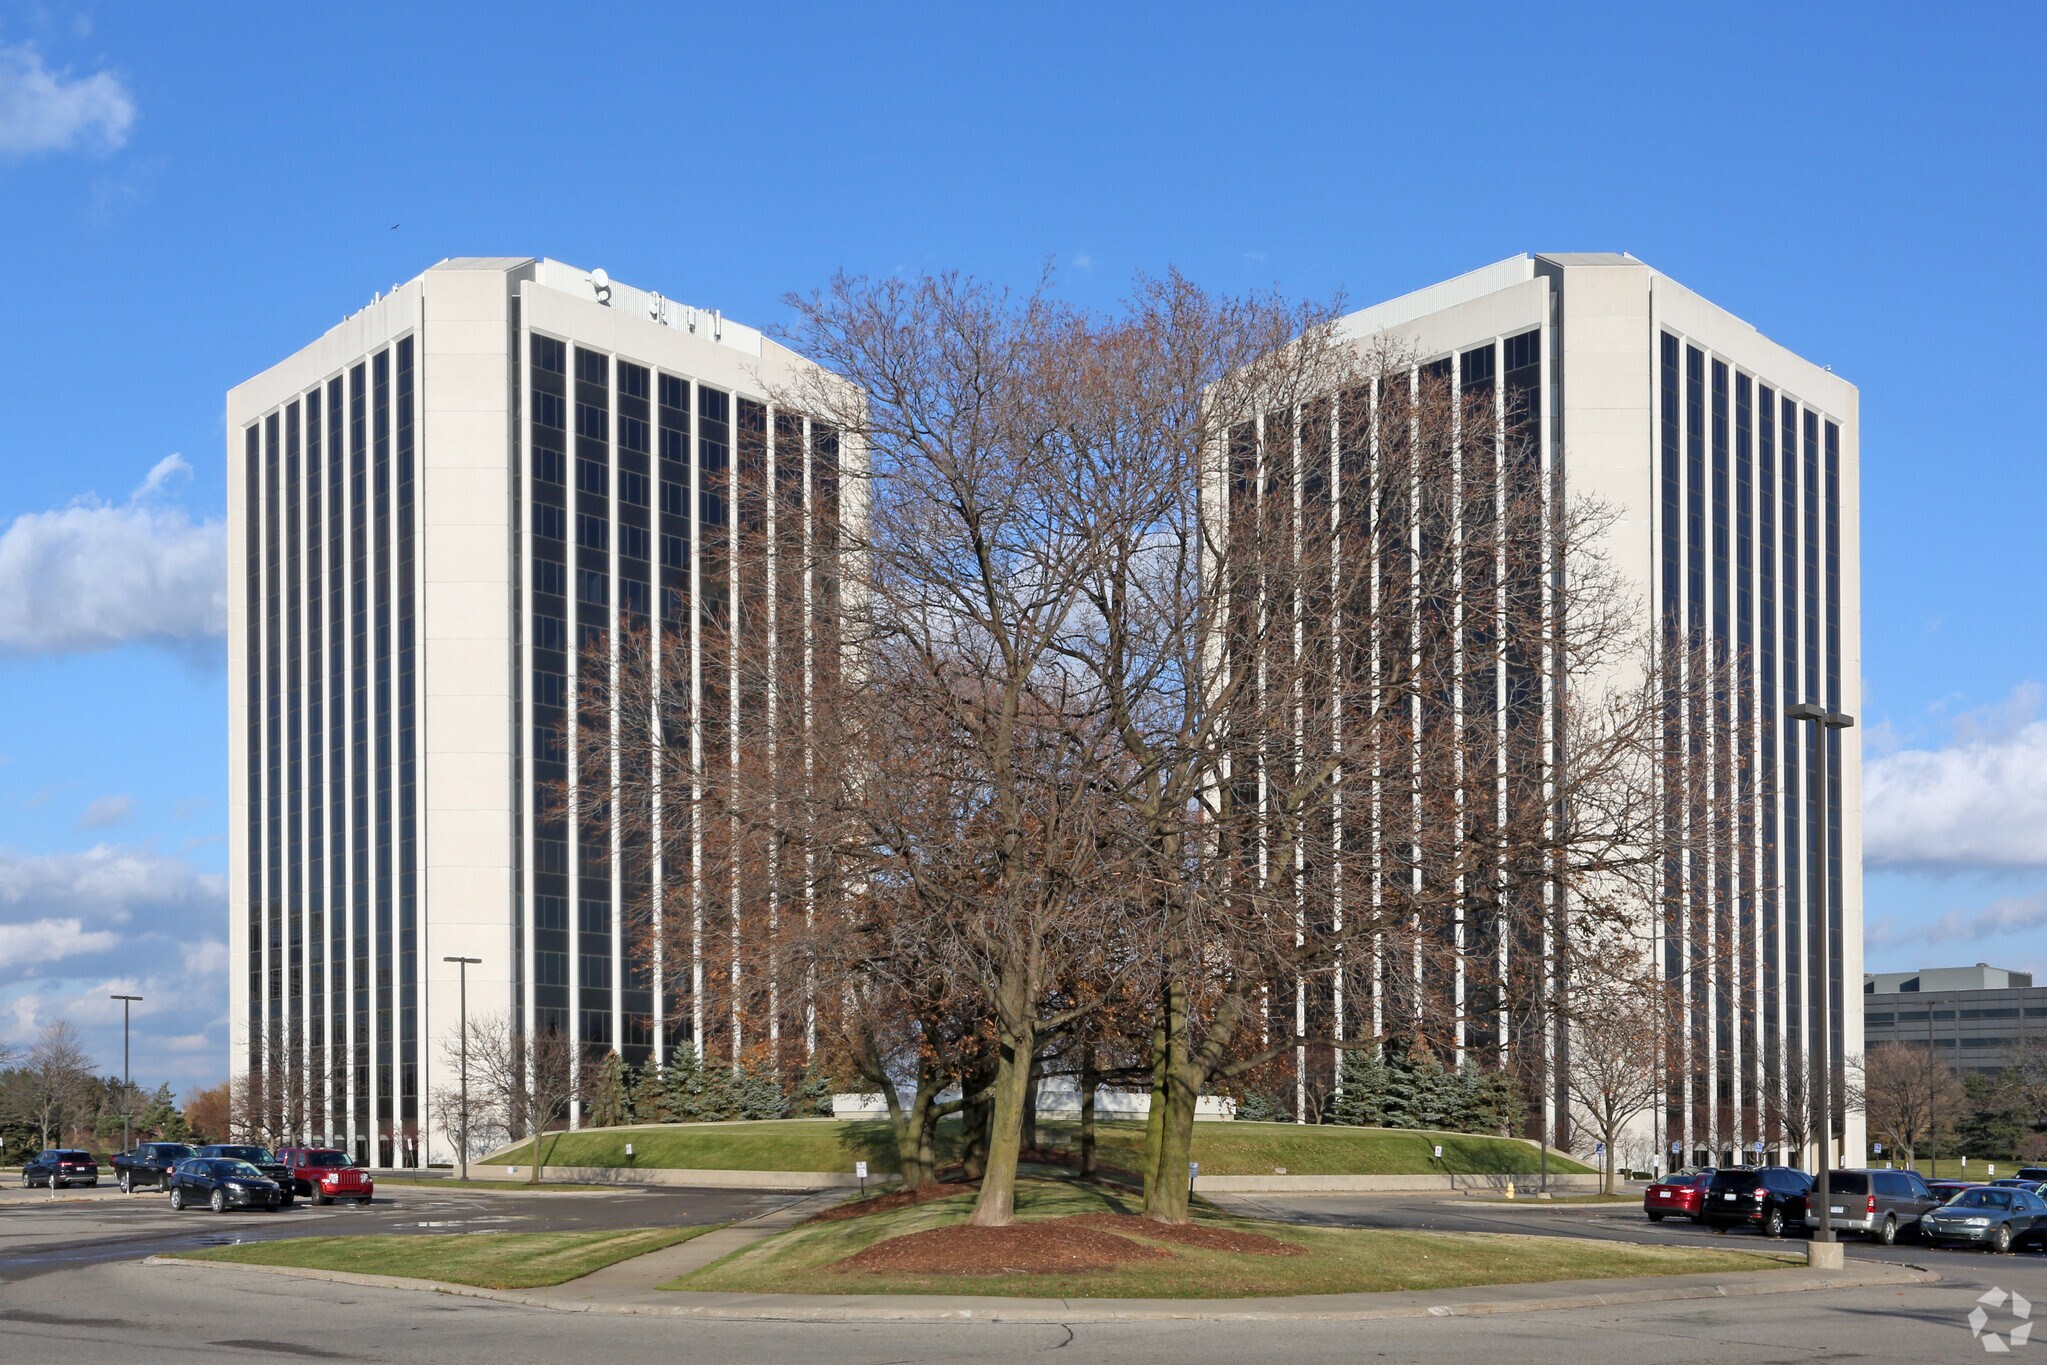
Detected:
[1919,1184,2047,1253]
[1989,1178,2047,1195]
[1644,1169,1713,1223]
[1704,1165,1812,1237]
[193,1144,295,1205]
[2016,1167,2047,1183]
[1927,1179,1980,1202]
[164,1156,284,1213]
[275,1146,375,1205]
[1803,1168,1942,1244]
[20,1149,99,1188]
[111,1142,197,1193]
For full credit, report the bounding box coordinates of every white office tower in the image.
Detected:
[1245,254,1861,1169]
[228,259,852,1166]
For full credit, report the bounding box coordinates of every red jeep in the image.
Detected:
[276,1146,375,1205]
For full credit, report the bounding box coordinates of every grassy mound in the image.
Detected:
[172,1225,715,1290]
[669,1178,1787,1298]
[487,1116,1590,1177]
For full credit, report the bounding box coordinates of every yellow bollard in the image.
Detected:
[1505,1179,1516,1200]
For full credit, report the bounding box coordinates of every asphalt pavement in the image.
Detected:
[5,1179,2046,1361]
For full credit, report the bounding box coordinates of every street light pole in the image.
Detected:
[110,994,143,1153]
[1787,702,1853,1245]
[443,957,482,1181]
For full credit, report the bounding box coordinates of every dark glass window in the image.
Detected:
[528,335,570,1016]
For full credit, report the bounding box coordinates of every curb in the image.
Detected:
[146,1254,1938,1323]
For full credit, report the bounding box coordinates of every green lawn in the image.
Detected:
[488,1117,1588,1177]
[1908,1157,2026,1180]
[173,1225,716,1289]
[671,1178,1786,1298]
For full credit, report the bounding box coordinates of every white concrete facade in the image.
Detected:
[227,258,851,1167]
[1316,253,1863,1170]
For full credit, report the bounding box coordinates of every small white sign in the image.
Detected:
[1671,1141,1682,1154]
[1873,1142,1883,1154]
[855,1160,868,1179]
[625,1142,634,1158]
[1991,1164,1998,1176]
[1189,1161,1199,1179]
[1433,1144,1443,1159]
[1753,1140,1764,1155]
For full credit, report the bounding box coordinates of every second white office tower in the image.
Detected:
[228,259,853,1166]
[1241,254,1861,1170]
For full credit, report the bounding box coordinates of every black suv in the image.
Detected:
[20,1149,99,1188]
[1704,1164,1812,1237]
[112,1142,196,1193]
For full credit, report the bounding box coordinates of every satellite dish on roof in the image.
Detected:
[590,268,612,303]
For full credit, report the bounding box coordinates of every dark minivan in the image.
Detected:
[1704,1165,1812,1237]
[1804,1168,1942,1244]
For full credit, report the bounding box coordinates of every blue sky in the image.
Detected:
[3,2,2044,1098]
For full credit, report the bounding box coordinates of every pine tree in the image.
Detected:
[1235,1089,1291,1123]
[791,1061,835,1118]
[1328,1049,1391,1126]
[588,1051,632,1128]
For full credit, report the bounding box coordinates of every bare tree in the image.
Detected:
[1850,1044,1966,1168]
[431,1018,510,1176]
[5,1021,95,1149]
[1564,962,1669,1194]
[464,1011,576,1185]
[229,1021,345,1149]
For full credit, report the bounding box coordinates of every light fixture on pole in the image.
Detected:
[1786,701,1853,1245]
[443,956,482,1181]
[110,994,143,1154]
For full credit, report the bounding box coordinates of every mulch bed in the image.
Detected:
[836,1218,1173,1275]
[833,1210,1302,1275]
[1069,1212,1305,1256]
[808,1180,978,1224]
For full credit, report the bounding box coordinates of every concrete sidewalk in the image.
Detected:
[152,1241,1935,1322]
[523,1188,843,1305]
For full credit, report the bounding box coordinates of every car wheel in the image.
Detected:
[1878,1215,1898,1246]
[209,1188,226,1214]
[118,1172,130,1193]
[1647,1211,1665,1223]
[1995,1223,2013,1254]
[1763,1206,1785,1238]
[312,1192,330,1206]
[168,1185,185,1211]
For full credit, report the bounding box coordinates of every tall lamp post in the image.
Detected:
[443,956,482,1181]
[1787,701,1853,1244]
[110,994,143,1153]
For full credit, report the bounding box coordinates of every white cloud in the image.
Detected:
[77,792,133,829]
[1868,892,2047,950]
[1071,253,1097,272]
[0,916,117,968]
[0,842,224,939]
[0,42,134,156]
[0,455,226,659]
[0,846,228,1092]
[1865,683,2047,871]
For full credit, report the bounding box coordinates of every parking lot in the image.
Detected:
[5,1177,2046,1362]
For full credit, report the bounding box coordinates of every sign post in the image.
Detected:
[856,1159,868,1196]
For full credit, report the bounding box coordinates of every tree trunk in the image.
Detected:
[1140,993,1170,1202]
[1144,978,1200,1224]
[968,1028,1036,1227]
[1079,1045,1099,1179]
[1021,1062,1039,1156]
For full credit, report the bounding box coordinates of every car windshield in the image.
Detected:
[153,1145,194,1159]
[221,1161,266,1180]
[213,1146,270,1162]
[302,1152,349,1168]
[1951,1189,2009,1209]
